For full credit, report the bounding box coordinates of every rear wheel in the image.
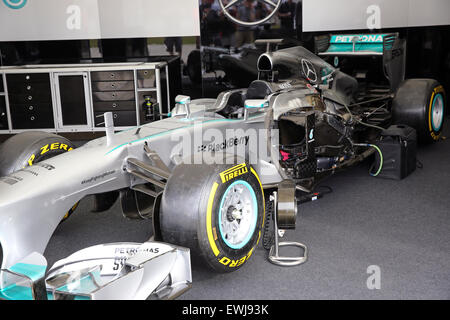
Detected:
[160,162,265,273]
[0,131,77,221]
[392,79,446,143]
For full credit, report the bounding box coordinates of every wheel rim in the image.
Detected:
[431,93,444,132]
[218,180,258,249]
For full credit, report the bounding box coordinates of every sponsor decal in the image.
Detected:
[35,162,55,171]
[278,82,292,89]
[112,246,160,271]
[332,34,384,43]
[81,170,115,184]
[219,163,248,184]
[0,175,23,185]
[198,135,249,153]
[20,169,39,176]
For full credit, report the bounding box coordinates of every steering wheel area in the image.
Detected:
[219,0,282,27]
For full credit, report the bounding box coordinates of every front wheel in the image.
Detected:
[0,131,77,222]
[160,162,265,273]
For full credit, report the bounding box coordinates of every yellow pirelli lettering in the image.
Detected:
[27,154,35,166]
[219,256,231,266]
[40,144,50,155]
[50,142,59,150]
[207,182,220,256]
[219,163,248,183]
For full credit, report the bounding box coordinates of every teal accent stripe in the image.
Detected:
[0,284,33,300]
[326,43,383,53]
[105,118,241,155]
[9,263,46,281]
[245,104,266,109]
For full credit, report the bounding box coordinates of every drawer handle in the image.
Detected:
[26,75,30,80]
[111,84,115,88]
[29,105,34,110]
[30,116,35,121]
[112,103,117,108]
[110,73,115,78]
[113,114,118,118]
[28,95,32,100]
[26,85,31,90]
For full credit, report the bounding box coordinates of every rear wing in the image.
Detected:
[316,33,395,56]
[315,33,406,91]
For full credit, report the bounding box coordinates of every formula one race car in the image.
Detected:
[0,33,446,299]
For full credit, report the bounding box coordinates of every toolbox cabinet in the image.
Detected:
[0,62,170,133]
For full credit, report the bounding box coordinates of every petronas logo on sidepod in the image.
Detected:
[3,0,27,9]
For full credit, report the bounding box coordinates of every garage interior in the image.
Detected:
[1,0,449,301]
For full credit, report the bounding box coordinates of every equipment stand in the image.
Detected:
[268,191,308,267]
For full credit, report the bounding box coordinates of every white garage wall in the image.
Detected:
[302,0,450,32]
[0,0,200,41]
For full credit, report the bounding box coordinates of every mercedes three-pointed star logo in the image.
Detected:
[301,59,318,83]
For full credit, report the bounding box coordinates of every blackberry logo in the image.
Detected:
[3,0,27,9]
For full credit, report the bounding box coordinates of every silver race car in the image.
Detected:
[0,34,446,299]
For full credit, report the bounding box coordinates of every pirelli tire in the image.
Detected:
[392,79,446,143]
[160,162,265,273]
[0,131,77,221]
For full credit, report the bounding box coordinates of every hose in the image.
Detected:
[368,144,383,176]
[352,143,383,176]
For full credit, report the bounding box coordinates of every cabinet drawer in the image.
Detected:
[11,108,54,129]
[8,91,52,104]
[93,100,136,112]
[137,69,156,88]
[0,97,8,130]
[7,82,51,95]
[91,81,135,92]
[6,73,50,84]
[9,102,54,116]
[92,91,135,102]
[95,111,136,127]
[91,71,134,81]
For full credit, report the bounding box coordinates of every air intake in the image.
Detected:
[257,54,273,72]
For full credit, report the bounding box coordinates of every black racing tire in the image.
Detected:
[160,162,265,273]
[0,131,77,221]
[392,79,446,143]
[186,49,202,84]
